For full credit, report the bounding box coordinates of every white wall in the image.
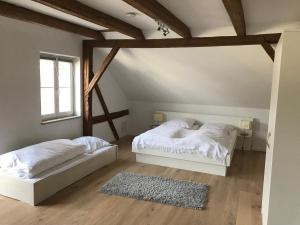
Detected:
[0,17,128,154]
[110,46,273,108]
[0,16,82,154]
[0,15,276,153]
[263,31,300,225]
[106,39,274,151]
[128,101,269,151]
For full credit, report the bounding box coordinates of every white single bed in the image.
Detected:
[133,111,252,176]
[0,144,117,205]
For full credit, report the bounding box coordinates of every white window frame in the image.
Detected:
[40,54,75,121]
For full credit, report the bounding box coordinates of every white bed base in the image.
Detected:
[0,145,117,205]
[134,111,251,176]
[136,153,228,176]
[134,142,236,176]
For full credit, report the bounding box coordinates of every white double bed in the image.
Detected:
[0,138,117,205]
[133,111,252,176]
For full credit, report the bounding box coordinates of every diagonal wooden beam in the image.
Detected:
[261,41,275,61]
[85,47,120,96]
[123,0,191,39]
[95,85,119,140]
[33,0,145,40]
[0,1,104,40]
[222,0,246,36]
[84,33,281,48]
[93,110,130,124]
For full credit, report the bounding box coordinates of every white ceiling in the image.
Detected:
[3,0,300,109]
[76,0,300,36]
[4,0,300,38]
[2,0,106,30]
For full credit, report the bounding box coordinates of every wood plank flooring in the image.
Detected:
[0,136,265,225]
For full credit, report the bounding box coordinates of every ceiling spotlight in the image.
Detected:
[126,12,138,18]
[155,20,169,37]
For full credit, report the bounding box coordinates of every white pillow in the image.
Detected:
[73,136,111,154]
[200,123,236,135]
[191,123,201,130]
[162,118,197,129]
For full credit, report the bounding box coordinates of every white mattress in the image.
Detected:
[133,130,237,166]
[0,139,87,179]
[133,123,238,163]
[0,145,116,183]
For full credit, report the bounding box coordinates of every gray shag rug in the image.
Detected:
[99,171,208,210]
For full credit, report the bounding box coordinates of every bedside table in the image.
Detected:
[239,130,253,150]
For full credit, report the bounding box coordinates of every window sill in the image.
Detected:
[41,115,81,125]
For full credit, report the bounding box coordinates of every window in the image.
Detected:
[40,54,76,121]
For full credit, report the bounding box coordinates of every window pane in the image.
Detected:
[59,88,71,113]
[41,88,55,115]
[58,61,72,88]
[40,59,54,87]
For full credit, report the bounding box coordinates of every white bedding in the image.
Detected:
[27,145,115,182]
[0,139,86,179]
[132,124,237,163]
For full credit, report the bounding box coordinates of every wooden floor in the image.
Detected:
[0,136,265,225]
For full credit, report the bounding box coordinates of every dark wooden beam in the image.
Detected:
[222,0,246,36]
[100,29,116,33]
[123,0,191,38]
[261,41,275,61]
[82,43,94,136]
[84,33,281,48]
[95,85,119,140]
[93,110,130,124]
[85,47,120,96]
[0,1,104,40]
[33,0,145,40]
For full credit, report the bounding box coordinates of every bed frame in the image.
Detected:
[0,145,118,205]
[134,111,253,176]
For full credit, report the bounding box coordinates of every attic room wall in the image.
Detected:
[0,16,82,154]
[128,101,269,151]
[0,16,128,154]
[107,46,274,151]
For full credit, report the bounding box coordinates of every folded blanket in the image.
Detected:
[0,139,86,179]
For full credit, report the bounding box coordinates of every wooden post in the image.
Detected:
[82,42,93,136]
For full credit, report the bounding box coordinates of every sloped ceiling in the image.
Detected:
[81,0,300,36]
[4,0,300,38]
[88,0,299,109]
[99,45,273,109]
[4,0,300,109]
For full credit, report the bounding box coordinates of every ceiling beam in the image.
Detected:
[0,1,104,39]
[123,0,191,39]
[222,0,246,36]
[33,0,145,40]
[84,33,281,48]
[261,41,275,61]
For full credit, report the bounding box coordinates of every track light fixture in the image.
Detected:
[155,20,169,36]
